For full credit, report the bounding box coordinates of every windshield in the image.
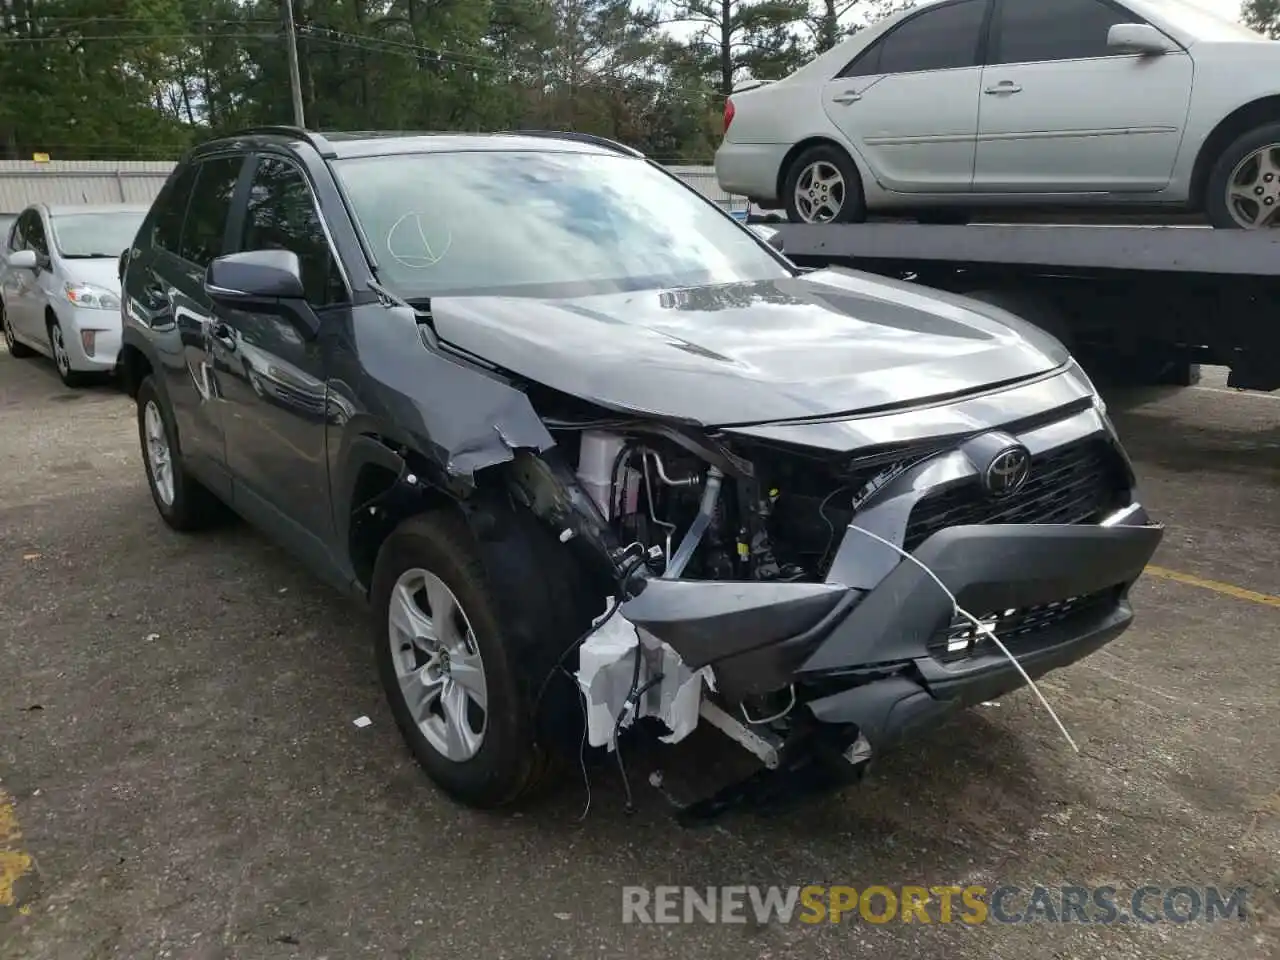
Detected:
[49,211,145,259]
[332,150,790,299]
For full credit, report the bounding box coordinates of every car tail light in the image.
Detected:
[724,97,735,134]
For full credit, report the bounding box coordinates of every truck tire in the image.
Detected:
[783,144,866,225]
[370,507,594,809]
[1204,121,1280,230]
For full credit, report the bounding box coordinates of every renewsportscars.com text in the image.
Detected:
[621,884,1250,925]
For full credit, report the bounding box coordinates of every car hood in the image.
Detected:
[62,258,121,294]
[428,268,1070,427]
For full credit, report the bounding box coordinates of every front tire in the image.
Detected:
[2,307,36,358]
[1205,122,1280,229]
[783,144,866,224]
[136,375,225,531]
[47,315,86,387]
[371,510,560,809]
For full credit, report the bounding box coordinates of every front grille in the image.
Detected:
[903,438,1125,553]
[929,586,1122,663]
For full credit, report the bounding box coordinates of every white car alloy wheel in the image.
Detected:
[50,321,72,378]
[1225,143,1280,229]
[143,400,175,506]
[794,160,846,224]
[387,567,489,763]
[2,313,13,351]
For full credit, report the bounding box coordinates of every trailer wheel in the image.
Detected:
[783,145,866,225]
[1205,121,1280,230]
[959,287,1075,353]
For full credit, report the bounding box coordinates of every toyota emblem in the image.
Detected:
[984,445,1031,498]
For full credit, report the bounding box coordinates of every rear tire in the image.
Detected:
[1,307,35,358]
[1204,121,1280,230]
[372,509,584,809]
[783,144,866,225]
[136,375,226,531]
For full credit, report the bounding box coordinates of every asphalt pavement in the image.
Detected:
[1,347,1278,960]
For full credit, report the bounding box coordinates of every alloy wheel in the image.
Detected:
[2,313,13,352]
[51,323,71,377]
[143,400,175,506]
[1225,143,1280,229]
[388,567,488,762]
[794,160,846,223]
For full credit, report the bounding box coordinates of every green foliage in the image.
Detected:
[0,0,904,161]
[1242,0,1280,38]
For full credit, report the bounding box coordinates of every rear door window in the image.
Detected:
[840,0,988,77]
[150,164,199,255]
[179,156,245,267]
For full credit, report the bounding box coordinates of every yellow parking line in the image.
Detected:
[1146,565,1280,609]
[0,787,35,916]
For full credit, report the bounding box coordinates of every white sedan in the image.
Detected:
[1,203,147,385]
[715,0,1280,228]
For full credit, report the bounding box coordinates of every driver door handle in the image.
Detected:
[984,81,1022,95]
[831,90,862,105]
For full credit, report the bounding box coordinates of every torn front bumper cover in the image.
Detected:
[616,503,1163,757]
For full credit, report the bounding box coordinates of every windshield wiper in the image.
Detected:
[62,252,117,259]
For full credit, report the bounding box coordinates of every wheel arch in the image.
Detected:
[339,430,617,603]
[117,342,154,399]
[774,136,867,206]
[339,433,461,595]
[1190,95,1280,210]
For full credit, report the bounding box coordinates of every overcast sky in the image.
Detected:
[1184,0,1244,19]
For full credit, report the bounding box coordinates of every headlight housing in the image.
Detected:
[65,282,120,311]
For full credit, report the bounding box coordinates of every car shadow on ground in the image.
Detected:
[0,347,123,403]
[1106,396,1280,479]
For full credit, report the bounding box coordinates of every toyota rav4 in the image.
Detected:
[116,127,1163,812]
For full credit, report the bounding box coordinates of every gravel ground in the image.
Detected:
[1,347,1277,960]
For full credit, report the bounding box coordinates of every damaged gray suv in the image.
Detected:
[117,127,1163,813]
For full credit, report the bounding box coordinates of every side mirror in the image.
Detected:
[749,224,785,252]
[1107,23,1176,55]
[205,249,306,304]
[6,249,37,270]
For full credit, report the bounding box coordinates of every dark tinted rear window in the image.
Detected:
[151,164,198,253]
[842,0,987,77]
[179,156,244,267]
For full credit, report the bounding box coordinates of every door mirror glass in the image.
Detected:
[7,249,37,270]
[205,249,307,304]
[1107,23,1174,55]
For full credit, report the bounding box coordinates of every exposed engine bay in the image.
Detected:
[512,420,940,788]
[561,426,922,584]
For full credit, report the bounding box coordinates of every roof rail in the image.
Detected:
[219,125,337,157]
[497,129,645,158]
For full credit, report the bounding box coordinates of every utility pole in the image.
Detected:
[282,0,306,128]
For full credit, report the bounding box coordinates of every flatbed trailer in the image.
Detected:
[766,222,1280,392]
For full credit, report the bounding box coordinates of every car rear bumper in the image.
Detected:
[714,142,791,204]
[622,502,1162,754]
